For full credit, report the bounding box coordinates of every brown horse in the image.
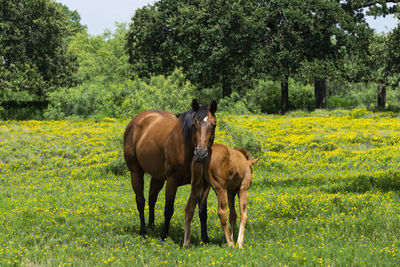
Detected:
[123,99,217,240]
[184,144,259,248]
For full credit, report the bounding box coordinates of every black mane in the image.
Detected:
[178,106,209,141]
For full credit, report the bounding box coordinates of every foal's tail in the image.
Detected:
[237,148,249,160]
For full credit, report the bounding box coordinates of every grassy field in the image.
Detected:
[1,109,400,266]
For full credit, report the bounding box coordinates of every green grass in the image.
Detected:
[1,111,400,266]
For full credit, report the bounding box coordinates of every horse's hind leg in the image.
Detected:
[161,177,178,240]
[130,165,146,235]
[148,177,165,230]
[227,190,237,242]
[237,188,249,248]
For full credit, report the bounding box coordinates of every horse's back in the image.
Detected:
[124,110,178,177]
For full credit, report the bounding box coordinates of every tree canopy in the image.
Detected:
[0,0,82,99]
[126,0,394,111]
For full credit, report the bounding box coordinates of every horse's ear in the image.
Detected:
[210,100,217,114]
[250,158,260,166]
[192,99,199,112]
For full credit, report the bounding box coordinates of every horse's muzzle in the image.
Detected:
[194,148,208,162]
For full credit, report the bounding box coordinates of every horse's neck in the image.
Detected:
[170,118,195,157]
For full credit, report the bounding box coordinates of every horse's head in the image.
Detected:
[191,99,217,162]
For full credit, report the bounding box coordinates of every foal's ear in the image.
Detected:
[192,99,199,112]
[210,100,217,115]
[250,158,260,166]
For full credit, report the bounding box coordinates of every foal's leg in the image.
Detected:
[216,188,234,247]
[237,188,249,248]
[184,161,206,247]
[161,177,178,240]
[148,177,165,230]
[198,185,210,243]
[227,190,237,242]
[130,165,146,235]
[184,185,205,247]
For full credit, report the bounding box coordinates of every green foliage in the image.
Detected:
[120,69,195,117]
[326,82,400,110]
[218,117,262,155]
[127,0,378,114]
[44,81,131,120]
[326,96,359,110]
[0,0,81,99]
[248,80,281,114]
[243,79,314,114]
[68,23,130,85]
[45,69,195,120]
[217,92,258,115]
[289,83,315,111]
[127,0,262,97]
[387,25,400,86]
[0,63,47,100]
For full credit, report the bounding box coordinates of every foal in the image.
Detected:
[184,143,259,248]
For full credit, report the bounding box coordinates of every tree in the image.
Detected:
[0,0,81,99]
[127,0,261,98]
[127,0,398,112]
[387,24,400,87]
[254,0,370,112]
[69,23,130,84]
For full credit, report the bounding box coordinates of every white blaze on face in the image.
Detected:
[203,116,208,122]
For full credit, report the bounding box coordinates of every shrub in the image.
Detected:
[326,96,358,110]
[247,79,314,114]
[218,117,262,156]
[218,92,259,114]
[45,69,195,120]
[248,79,281,114]
[44,79,132,120]
[288,82,314,111]
[120,69,195,118]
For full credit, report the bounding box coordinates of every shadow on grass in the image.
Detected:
[321,171,400,193]
[253,171,400,194]
[116,222,228,247]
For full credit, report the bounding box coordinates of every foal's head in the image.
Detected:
[191,99,217,162]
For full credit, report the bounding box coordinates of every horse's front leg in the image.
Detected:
[215,188,234,247]
[184,188,201,247]
[198,185,210,243]
[161,177,178,240]
[184,160,206,247]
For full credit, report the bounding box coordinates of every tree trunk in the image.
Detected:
[222,80,232,98]
[377,84,386,109]
[314,79,327,109]
[281,77,289,114]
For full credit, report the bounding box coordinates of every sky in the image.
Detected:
[56,0,398,36]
